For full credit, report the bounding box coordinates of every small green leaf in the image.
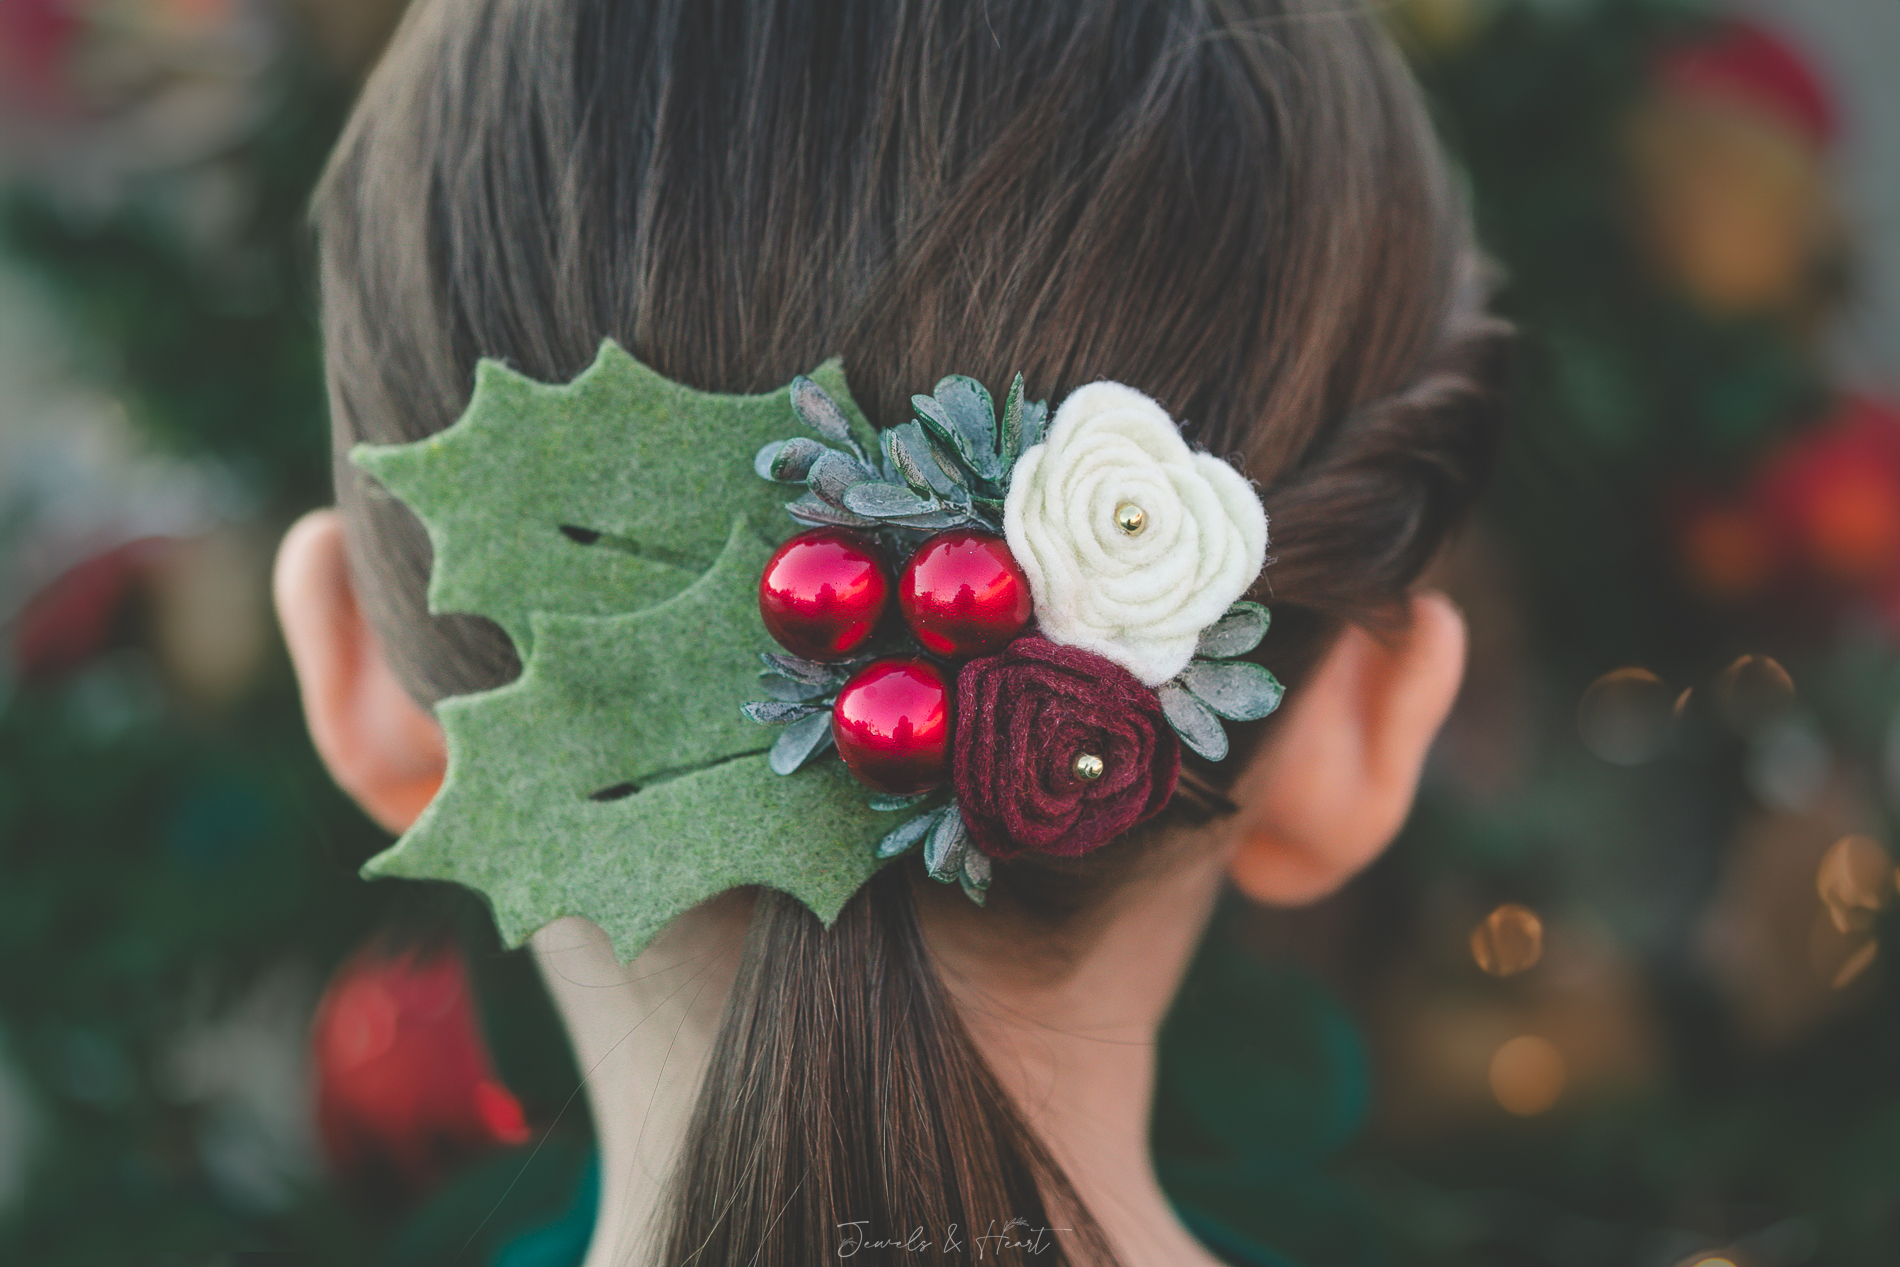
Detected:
[882,423,962,499]
[912,392,956,437]
[922,432,971,491]
[1179,660,1284,721]
[786,493,876,529]
[914,389,999,486]
[1159,682,1229,761]
[791,376,867,461]
[757,672,832,702]
[875,808,941,859]
[753,440,785,481]
[883,509,973,532]
[1194,602,1272,660]
[882,427,927,492]
[807,451,870,509]
[761,651,841,685]
[743,699,825,725]
[760,436,831,482]
[1001,373,1026,460]
[769,709,835,774]
[958,845,992,901]
[934,375,1004,482]
[843,481,937,519]
[868,791,931,812]
[924,806,969,882]
[1020,398,1049,451]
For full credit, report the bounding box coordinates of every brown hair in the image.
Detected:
[313,0,1506,1261]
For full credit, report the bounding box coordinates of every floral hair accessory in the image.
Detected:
[352,341,1280,963]
[741,371,1280,902]
[1004,382,1269,686]
[953,637,1180,860]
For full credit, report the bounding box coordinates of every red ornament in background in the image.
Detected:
[758,528,892,661]
[1654,19,1836,152]
[898,529,1033,658]
[312,945,530,1197]
[1633,18,1838,319]
[0,0,82,111]
[1675,397,1900,639]
[831,657,952,793]
[10,538,169,682]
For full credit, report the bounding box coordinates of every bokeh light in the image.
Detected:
[1809,908,1880,990]
[1470,904,1545,977]
[1716,654,1796,732]
[1815,835,1894,933]
[1489,1035,1566,1116]
[1577,667,1674,764]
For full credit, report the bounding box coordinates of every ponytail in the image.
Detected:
[658,866,1120,1265]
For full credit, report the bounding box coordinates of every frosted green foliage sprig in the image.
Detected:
[1156,602,1285,761]
[743,372,1050,905]
[755,372,1048,534]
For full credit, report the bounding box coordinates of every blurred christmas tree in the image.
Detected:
[0,2,586,1262]
[1248,3,1900,1265]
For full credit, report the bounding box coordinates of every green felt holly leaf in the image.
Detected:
[354,340,874,655]
[352,340,893,962]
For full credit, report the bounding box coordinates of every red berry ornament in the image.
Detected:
[832,658,952,794]
[758,529,891,661]
[898,530,1033,658]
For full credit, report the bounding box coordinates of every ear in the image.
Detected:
[274,511,446,833]
[1226,591,1466,906]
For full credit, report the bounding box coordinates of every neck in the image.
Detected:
[915,846,1230,1267]
[530,894,751,1267]
[534,847,1228,1267]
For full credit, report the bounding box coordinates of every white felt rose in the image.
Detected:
[1002,382,1268,686]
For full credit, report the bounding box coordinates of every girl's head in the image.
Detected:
[280,0,1505,1261]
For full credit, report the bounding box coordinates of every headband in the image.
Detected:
[353,341,1278,962]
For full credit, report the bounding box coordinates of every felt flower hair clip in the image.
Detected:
[742,373,1281,903]
[351,343,1281,964]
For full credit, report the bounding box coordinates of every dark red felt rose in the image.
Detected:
[954,636,1180,859]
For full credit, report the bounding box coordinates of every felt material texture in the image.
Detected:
[1003,382,1268,685]
[953,636,1180,859]
[353,341,892,963]
[355,342,870,657]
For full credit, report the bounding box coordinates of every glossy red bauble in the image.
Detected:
[897,530,1034,658]
[831,658,952,794]
[758,528,892,661]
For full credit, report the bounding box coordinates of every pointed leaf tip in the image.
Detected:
[868,791,931,812]
[1179,659,1284,721]
[743,699,825,725]
[759,435,830,483]
[924,806,969,882]
[769,710,835,774]
[1159,682,1229,761]
[876,808,940,859]
[790,376,865,459]
[842,481,937,519]
[1194,602,1272,660]
[786,493,877,529]
[1001,374,1026,461]
[807,450,871,510]
[959,845,992,895]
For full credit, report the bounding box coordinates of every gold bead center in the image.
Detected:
[1114,502,1147,534]
[1072,752,1105,782]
